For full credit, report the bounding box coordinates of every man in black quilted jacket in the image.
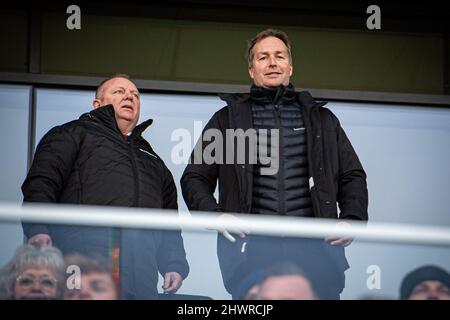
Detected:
[22,74,189,299]
[181,29,368,299]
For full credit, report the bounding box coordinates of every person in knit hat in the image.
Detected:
[400,265,450,300]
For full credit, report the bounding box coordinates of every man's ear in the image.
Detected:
[248,66,254,80]
[92,99,102,109]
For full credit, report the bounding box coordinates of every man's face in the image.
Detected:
[64,273,117,300]
[248,36,293,88]
[257,275,316,300]
[408,280,450,300]
[93,77,141,128]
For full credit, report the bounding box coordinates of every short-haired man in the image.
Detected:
[22,74,189,299]
[181,29,368,299]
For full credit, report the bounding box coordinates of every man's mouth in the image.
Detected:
[121,104,134,111]
[265,72,281,76]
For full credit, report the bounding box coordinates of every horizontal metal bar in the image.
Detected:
[1,71,450,106]
[1,202,450,247]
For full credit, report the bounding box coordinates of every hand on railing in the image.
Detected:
[324,221,353,247]
[217,213,248,242]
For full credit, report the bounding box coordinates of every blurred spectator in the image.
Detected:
[231,236,345,299]
[240,261,317,300]
[235,269,266,300]
[257,261,316,300]
[64,254,117,300]
[0,245,64,300]
[400,265,450,300]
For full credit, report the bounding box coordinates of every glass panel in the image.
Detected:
[0,84,31,267]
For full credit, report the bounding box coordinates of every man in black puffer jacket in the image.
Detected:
[22,74,189,299]
[181,29,368,299]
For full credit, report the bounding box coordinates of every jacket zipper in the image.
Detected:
[128,141,140,207]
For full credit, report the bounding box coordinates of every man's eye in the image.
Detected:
[438,287,450,294]
[91,283,108,292]
[413,287,427,293]
[113,90,124,94]
[258,56,267,61]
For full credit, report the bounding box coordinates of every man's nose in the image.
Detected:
[78,288,92,300]
[427,291,441,300]
[268,56,278,66]
[124,91,134,100]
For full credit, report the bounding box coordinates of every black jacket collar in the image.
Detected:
[80,104,153,138]
[218,84,326,131]
[249,83,296,105]
[219,84,323,109]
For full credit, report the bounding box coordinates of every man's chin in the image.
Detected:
[118,111,137,121]
[120,108,134,115]
[262,83,285,88]
[261,80,288,88]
